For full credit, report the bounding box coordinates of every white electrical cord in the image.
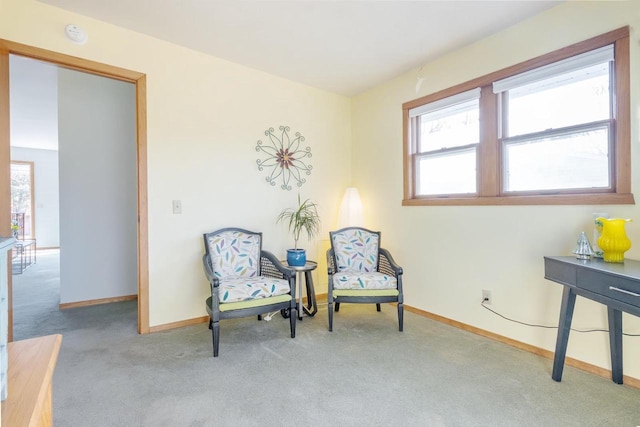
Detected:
[263,311,277,321]
[263,303,328,322]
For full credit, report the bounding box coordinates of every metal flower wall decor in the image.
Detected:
[255,126,313,191]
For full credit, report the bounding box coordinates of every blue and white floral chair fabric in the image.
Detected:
[327,227,404,332]
[203,227,296,357]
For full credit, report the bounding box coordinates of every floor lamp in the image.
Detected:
[337,187,364,229]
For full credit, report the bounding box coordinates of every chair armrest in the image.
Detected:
[326,248,335,275]
[202,254,220,290]
[260,250,294,281]
[378,248,403,276]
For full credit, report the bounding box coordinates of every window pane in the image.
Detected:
[504,127,610,192]
[507,63,610,137]
[419,99,479,152]
[10,162,34,238]
[417,149,476,195]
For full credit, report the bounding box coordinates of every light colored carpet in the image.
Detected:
[11,250,640,426]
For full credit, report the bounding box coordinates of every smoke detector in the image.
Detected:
[65,24,88,45]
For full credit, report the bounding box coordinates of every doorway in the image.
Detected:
[0,40,150,337]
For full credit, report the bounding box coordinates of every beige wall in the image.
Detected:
[352,2,640,380]
[0,0,352,326]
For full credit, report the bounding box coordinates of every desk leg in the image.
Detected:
[303,271,317,317]
[552,286,576,382]
[607,307,623,384]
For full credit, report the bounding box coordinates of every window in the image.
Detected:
[10,161,35,239]
[410,89,480,196]
[403,27,632,206]
[497,46,613,194]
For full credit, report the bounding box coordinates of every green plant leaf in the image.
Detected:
[276,194,321,250]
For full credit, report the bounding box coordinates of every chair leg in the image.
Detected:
[376,303,381,312]
[212,320,220,357]
[290,306,297,338]
[328,301,333,332]
[398,302,404,332]
[335,302,340,312]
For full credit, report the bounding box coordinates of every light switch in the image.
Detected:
[172,200,182,214]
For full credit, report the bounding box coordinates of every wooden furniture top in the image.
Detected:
[1,334,62,427]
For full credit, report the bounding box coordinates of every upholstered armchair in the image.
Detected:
[202,227,297,357]
[327,227,404,332]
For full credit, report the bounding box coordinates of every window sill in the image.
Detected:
[402,193,635,206]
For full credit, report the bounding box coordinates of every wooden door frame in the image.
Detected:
[0,39,150,336]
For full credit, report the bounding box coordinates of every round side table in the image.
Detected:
[288,261,318,320]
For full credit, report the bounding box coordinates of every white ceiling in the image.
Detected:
[38,0,562,96]
[11,1,562,151]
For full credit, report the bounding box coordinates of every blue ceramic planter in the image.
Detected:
[287,249,306,266]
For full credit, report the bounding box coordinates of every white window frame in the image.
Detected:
[410,88,480,196]
[496,46,615,195]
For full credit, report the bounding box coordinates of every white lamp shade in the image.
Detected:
[337,187,364,229]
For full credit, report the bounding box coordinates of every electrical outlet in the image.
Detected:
[482,289,492,305]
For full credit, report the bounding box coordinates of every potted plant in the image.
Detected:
[277,194,321,266]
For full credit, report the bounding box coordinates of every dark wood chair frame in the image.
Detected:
[326,227,404,332]
[202,227,297,357]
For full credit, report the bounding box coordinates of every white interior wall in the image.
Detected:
[8,54,58,151]
[58,68,137,304]
[9,147,60,248]
[351,2,640,380]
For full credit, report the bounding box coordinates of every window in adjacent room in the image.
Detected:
[10,161,35,239]
[402,27,632,206]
